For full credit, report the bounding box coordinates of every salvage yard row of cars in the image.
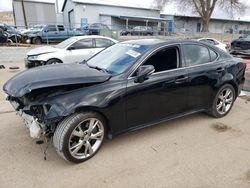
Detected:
[3,34,247,163]
[2,22,250,57]
[0,23,160,45]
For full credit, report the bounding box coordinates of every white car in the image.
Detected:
[25,35,118,68]
[198,38,228,52]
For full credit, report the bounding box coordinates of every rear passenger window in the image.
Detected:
[209,49,218,61]
[183,44,210,66]
[58,25,65,31]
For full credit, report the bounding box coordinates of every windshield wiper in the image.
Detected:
[89,65,109,73]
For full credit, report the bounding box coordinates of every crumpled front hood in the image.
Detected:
[3,64,111,97]
[27,46,60,56]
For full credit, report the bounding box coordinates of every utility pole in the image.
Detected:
[21,0,28,28]
[12,1,16,26]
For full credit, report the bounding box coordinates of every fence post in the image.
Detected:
[14,33,18,47]
[46,31,49,45]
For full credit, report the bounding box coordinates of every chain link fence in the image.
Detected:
[0,21,243,46]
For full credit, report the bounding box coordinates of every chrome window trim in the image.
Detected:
[127,43,222,80]
[183,43,220,65]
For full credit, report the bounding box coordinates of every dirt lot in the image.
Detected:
[1,47,250,188]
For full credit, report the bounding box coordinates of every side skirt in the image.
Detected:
[110,108,207,139]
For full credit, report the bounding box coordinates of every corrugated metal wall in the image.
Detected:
[13,0,57,28]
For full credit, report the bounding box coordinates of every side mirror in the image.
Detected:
[80,59,86,64]
[135,65,155,83]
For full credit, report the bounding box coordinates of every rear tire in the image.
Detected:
[209,84,235,118]
[53,112,106,163]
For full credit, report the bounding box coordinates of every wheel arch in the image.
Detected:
[74,106,113,139]
[46,58,63,64]
[223,81,238,98]
[220,73,238,97]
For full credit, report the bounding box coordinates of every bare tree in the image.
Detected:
[153,0,169,11]
[182,0,245,32]
[153,0,245,32]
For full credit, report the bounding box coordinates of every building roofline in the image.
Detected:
[62,0,160,12]
[13,0,55,4]
[161,14,250,23]
[100,13,169,22]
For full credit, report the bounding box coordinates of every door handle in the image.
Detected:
[175,76,188,84]
[216,67,224,73]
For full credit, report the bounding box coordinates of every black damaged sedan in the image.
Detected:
[3,39,246,163]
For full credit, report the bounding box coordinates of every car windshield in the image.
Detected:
[87,43,150,75]
[55,38,78,49]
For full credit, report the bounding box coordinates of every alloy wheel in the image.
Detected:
[68,118,104,159]
[216,88,234,115]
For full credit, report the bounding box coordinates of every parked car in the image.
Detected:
[0,24,22,43]
[23,24,86,44]
[0,27,8,44]
[120,26,154,36]
[197,38,228,52]
[21,24,46,35]
[230,35,250,56]
[3,39,246,163]
[25,35,118,68]
[88,23,110,35]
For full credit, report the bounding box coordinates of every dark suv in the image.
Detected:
[230,35,250,56]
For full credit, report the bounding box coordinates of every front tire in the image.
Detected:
[46,59,62,65]
[32,37,42,45]
[209,84,235,118]
[53,112,106,163]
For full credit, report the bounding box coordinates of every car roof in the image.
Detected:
[197,37,218,41]
[121,38,205,47]
[71,35,118,42]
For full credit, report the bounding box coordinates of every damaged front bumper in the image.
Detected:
[24,58,44,68]
[17,110,45,138]
[9,99,46,139]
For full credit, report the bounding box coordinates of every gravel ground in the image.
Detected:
[0,47,250,188]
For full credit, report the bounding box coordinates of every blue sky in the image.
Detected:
[0,0,250,20]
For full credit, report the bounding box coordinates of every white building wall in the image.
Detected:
[173,16,250,34]
[62,0,76,27]
[63,0,160,28]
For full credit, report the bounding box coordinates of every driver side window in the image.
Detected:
[70,39,94,50]
[46,25,57,32]
[143,46,179,73]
